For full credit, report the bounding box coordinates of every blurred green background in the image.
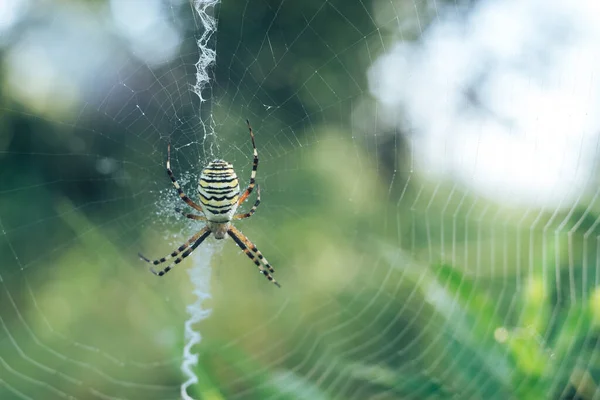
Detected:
[2,0,600,399]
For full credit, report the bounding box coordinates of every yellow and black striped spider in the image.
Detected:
[139,120,280,287]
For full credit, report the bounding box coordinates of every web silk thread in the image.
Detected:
[181,1,219,399]
[192,0,219,103]
[180,244,218,400]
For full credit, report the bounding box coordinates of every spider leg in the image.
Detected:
[229,225,275,273]
[234,185,260,220]
[167,142,205,212]
[228,226,279,288]
[144,227,212,276]
[237,120,259,206]
[175,207,206,221]
[139,226,209,267]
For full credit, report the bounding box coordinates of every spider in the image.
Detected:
[138,120,280,288]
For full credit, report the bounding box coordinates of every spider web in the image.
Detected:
[2,0,600,399]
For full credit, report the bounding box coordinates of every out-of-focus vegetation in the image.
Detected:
[1,1,600,399]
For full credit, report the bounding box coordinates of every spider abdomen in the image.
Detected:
[197,160,240,221]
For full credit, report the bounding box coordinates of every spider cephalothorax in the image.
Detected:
[139,120,280,287]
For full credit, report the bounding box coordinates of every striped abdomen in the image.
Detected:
[197,159,240,221]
